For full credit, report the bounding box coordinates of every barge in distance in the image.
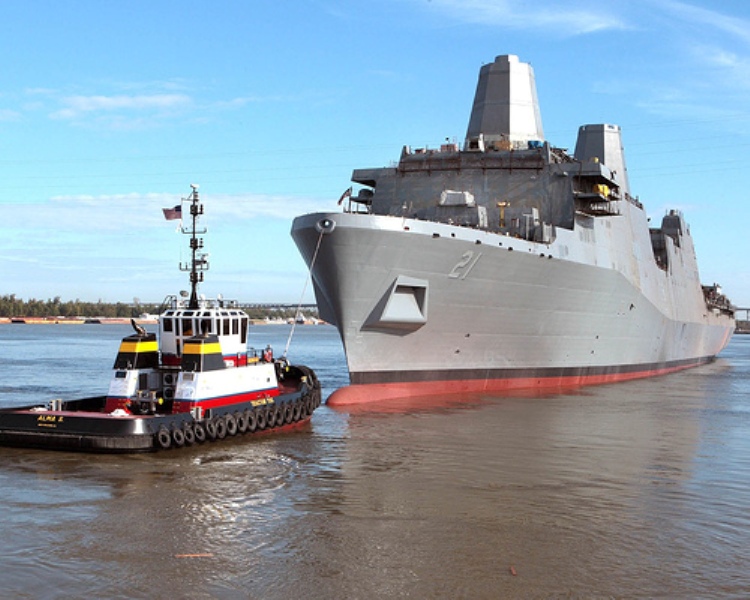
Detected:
[0,185,321,452]
[291,54,735,406]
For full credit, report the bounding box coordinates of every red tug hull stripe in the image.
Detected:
[177,388,279,411]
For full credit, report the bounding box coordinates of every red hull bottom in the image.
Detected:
[326,359,713,407]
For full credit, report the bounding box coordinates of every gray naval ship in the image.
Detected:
[292,54,735,406]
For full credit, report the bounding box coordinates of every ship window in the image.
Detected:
[115,371,127,379]
[240,317,248,344]
[232,319,239,335]
[163,318,173,333]
[223,319,230,335]
[183,318,194,337]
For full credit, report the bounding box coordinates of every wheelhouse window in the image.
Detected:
[182,318,194,337]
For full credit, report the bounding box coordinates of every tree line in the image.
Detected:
[0,295,160,318]
[0,294,316,320]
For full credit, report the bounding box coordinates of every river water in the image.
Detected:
[0,323,749,599]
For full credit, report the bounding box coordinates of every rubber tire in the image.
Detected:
[267,407,278,428]
[293,401,302,421]
[183,425,195,445]
[246,410,257,433]
[194,422,207,443]
[205,419,217,440]
[284,403,294,424]
[225,413,238,436]
[215,416,227,439]
[172,427,185,447]
[156,427,171,450]
[255,409,267,430]
[236,411,248,433]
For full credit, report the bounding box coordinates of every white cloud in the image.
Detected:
[42,190,330,227]
[51,93,192,120]
[424,0,627,35]
[0,108,21,121]
[659,0,750,45]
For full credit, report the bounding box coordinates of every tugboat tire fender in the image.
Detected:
[236,411,249,433]
[183,424,196,445]
[205,419,217,440]
[255,409,267,430]
[293,401,302,421]
[246,410,257,432]
[215,416,227,439]
[268,407,280,428]
[194,422,207,443]
[156,427,172,450]
[172,427,186,447]
[225,413,238,436]
[284,403,294,424]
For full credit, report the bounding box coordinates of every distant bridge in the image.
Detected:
[239,303,318,311]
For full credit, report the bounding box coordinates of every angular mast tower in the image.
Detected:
[465,54,544,147]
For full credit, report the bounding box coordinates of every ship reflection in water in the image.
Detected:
[0,325,749,598]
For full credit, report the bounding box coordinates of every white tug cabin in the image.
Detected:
[105,185,281,416]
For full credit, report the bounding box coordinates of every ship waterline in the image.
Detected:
[291,55,734,404]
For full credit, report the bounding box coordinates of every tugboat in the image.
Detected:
[0,185,321,453]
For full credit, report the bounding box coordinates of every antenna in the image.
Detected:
[179,184,208,309]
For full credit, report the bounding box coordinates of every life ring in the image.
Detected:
[255,409,267,430]
[156,427,171,450]
[236,411,249,433]
[172,427,185,447]
[225,413,238,436]
[205,419,217,440]
[193,422,207,443]
[246,410,257,432]
[215,416,227,439]
[183,425,195,445]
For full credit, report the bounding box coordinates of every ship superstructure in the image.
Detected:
[291,55,734,405]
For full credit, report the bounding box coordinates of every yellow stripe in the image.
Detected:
[119,340,158,353]
[183,342,223,355]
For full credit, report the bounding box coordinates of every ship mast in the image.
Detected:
[179,184,208,309]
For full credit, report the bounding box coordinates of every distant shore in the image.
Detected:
[0,316,325,326]
[0,317,157,325]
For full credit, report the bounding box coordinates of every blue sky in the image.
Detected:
[2,0,750,307]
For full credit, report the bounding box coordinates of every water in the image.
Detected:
[1,324,749,599]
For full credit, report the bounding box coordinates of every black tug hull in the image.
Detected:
[0,375,321,453]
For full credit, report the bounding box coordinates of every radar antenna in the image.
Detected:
[179,184,208,309]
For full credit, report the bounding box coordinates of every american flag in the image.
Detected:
[162,204,182,220]
[337,186,352,205]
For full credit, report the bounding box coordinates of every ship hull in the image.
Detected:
[292,211,734,405]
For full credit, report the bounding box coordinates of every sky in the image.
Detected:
[2,0,750,308]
